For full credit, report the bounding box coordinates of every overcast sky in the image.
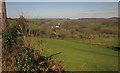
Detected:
[6,2,118,19]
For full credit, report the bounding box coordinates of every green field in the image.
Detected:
[7,18,118,71]
[31,38,118,71]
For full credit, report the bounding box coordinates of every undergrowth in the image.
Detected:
[3,21,64,72]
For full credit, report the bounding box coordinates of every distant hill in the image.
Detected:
[78,17,118,25]
[8,17,118,27]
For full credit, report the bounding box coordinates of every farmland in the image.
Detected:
[29,37,118,71]
[2,2,119,72]
[6,17,119,71]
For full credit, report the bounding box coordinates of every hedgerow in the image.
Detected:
[3,25,18,53]
[16,47,64,72]
[3,18,64,72]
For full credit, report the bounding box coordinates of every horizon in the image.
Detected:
[7,16,118,19]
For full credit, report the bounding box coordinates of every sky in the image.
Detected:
[4,0,120,2]
[6,2,118,19]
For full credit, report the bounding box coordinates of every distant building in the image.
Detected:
[55,25,59,28]
[51,23,61,28]
[55,23,60,28]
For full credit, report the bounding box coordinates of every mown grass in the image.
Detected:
[30,37,118,71]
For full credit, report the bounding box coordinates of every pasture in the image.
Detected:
[30,37,118,71]
[7,18,118,71]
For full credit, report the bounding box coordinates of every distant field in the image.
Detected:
[30,38,118,71]
[81,37,118,47]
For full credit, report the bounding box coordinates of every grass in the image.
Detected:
[30,37,118,71]
[7,19,118,71]
[7,19,17,25]
[82,37,118,47]
[28,22,41,30]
